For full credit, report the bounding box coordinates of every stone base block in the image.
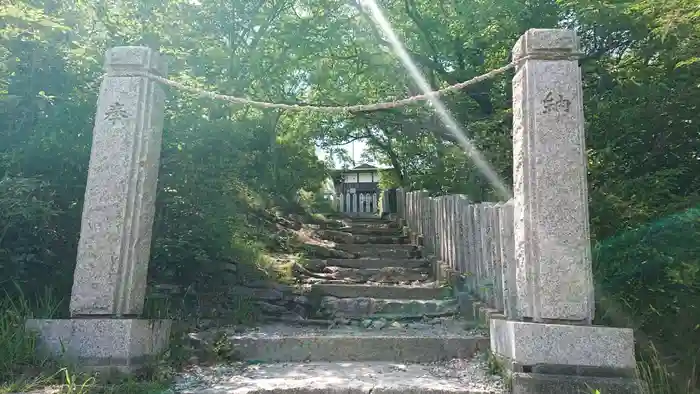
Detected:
[434,260,460,287]
[490,320,636,375]
[25,318,171,375]
[472,301,505,325]
[511,372,642,394]
[415,234,424,246]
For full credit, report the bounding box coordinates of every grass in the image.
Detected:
[0,285,63,389]
[587,348,698,394]
[635,344,699,394]
[0,278,266,394]
[590,348,698,394]
[0,285,179,394]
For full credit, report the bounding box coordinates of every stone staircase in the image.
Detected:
[174,216,504,393]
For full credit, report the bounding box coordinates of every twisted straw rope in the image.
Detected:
[106,53,579,113]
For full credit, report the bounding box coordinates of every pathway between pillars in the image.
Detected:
[171,216,505,393]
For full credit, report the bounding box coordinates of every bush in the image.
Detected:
[593,207,700,392]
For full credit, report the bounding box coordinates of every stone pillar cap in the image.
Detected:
[105,46,167,76]
[512,29,580,61]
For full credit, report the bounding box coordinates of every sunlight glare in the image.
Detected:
[360,0,512,200]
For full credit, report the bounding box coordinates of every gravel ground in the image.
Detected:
[168,356,504,393]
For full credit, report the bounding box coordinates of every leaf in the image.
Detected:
[675,57,700,68]
[35,18,69,30]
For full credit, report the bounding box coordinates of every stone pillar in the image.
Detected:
[499,199,517,319]
[411,192,417,228]
[464,203,476,292]
[453,196,460,270]
[452,196,462,271]
[473,204,486,301]
[483,203,496,308]
[455,196,467,274]
[447,197,453,269]
[396,189,402,218]
[405,192,411,227]
[490,29,638,393]
[447,196,455,269]
[436,195,459,284]
[412,192,417,227]
[491,203,504,313]
[446,196,451,267]
[511,30,593,324]
[438,197,444,261]
[430,199,434,253]
[419,191,428,246]
[423,192,430,245]
[417,192,423,236]
[411,192,416,229]
[26,47,171,374]
[435,196,445,261]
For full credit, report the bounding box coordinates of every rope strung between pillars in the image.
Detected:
[100,53,580,114]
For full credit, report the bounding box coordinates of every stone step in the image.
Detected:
[336,244,419,258]
[345,220,401,228]
[317,230,408,245]
[352,235,408,244]
[312,283,449,299]
[340,225,403,235]
[320,296,458,318]
[175,359,504,393]
[314,258,430,270]
[342,216,390,223]
[222,324,489,363]
[322,266,430,283]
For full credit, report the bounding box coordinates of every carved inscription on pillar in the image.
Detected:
[541,91,572,114]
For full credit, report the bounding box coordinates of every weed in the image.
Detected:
[485,350,505,376]
[0,284,62,388]
[0,285,181,394]
[635,343,698,394]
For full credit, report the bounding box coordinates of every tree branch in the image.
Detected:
[352,0,493,115]
[366,130,406,184]
[403,0,442,61]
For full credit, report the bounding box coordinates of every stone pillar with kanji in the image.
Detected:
[489,29,641,393]
[26,46,171,375]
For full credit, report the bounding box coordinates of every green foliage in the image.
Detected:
[594,209,700,391]
[0,0,331,314]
